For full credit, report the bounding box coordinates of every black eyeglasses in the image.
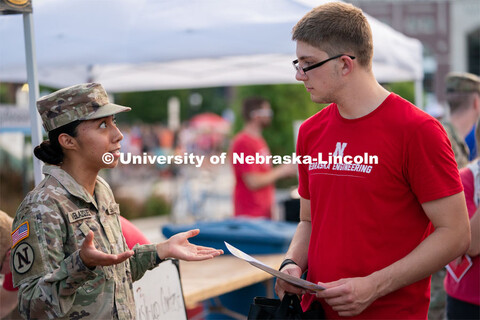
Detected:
[293,54,355,75]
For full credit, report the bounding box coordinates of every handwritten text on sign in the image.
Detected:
[133,259,187,320]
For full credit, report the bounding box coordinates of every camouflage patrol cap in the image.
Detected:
[0,210,13,263]
[37,83,131,132]
[445,72,480,94]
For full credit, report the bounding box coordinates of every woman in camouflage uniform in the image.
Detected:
[11,83,223,320]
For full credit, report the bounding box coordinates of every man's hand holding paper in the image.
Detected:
[225,242,324,298]
[275,263,309,299]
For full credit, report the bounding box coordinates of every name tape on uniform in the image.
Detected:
[68,209,93,223]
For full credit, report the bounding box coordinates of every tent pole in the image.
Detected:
[414,79,424,110]
[23,12,43,185]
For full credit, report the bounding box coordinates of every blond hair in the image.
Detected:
[292,2,373,69]
[0,210,13,264]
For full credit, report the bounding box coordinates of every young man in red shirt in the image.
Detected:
[275,2,471,319]
[230,97,296,218]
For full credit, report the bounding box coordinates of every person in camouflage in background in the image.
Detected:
[442,72,480,169]
[11,83,223,320]
[429,72,480,319]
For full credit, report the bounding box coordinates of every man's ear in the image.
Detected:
[340,55,354,76]
[474,93,480,114]
[58,133,77,151]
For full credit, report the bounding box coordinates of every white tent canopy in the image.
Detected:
[0,0,423,93]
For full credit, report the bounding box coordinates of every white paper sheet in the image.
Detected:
[225,242,325,292]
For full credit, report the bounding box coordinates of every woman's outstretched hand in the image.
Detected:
[157,229,224,261]
[80,231,134,268]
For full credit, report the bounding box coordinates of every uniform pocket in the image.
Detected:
[76,273,107,307]
[80,273,106,294]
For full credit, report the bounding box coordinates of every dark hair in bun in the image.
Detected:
[34,120,81,165]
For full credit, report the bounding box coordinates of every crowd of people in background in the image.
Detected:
[115,117,231,179]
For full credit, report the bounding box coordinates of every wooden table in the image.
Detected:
[180,253,284,309]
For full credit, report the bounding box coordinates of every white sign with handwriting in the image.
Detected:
[133,259,187,320]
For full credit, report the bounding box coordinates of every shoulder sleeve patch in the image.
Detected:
[11,219,46,287]
[12,243,35,274]
[11,221,29,248]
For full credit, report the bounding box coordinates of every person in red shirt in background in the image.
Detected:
[230,97,296,219]
[275,2,470,319]
[444,119,480,320]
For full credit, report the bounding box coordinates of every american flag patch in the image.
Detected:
[11,221,29,248]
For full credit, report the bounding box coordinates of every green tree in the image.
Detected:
[382,81,416,104]
[113,87,230,124]
[233,84,323,156]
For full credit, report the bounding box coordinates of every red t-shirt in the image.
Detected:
[444,166,480,305]
[231,132,274,218]
[297,93,463,319]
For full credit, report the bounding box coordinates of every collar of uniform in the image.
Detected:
[93,177,116,215]
[442,121,469,152]
[42,165,99,209]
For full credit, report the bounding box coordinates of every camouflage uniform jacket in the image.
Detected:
[442,121,469,169]
[11,165,159,320]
